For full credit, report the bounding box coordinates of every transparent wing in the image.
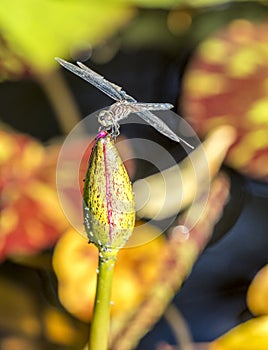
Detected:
[55,57,136,103]
[136,110,194,149]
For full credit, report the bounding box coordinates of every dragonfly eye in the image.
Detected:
[98,110,113,126]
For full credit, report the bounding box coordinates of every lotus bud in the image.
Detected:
[83,131,135,252]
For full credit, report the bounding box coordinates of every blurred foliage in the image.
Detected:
[0,0,267,77]
[181,18,268,181]
[110,173,231,350]
[53,223,166,322]
[0,265,88,349]
[123,0,267,9]
[210,316,268,350]
[173,0,267,7]
[0,0,135,73]
[208,264,268,349]
[1,1,268,349]
[247,265,268,316]
[118,2,268,56]
[0,127,69,260]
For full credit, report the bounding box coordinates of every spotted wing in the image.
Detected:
[55,57,136,103]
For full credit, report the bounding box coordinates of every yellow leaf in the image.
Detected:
[247,265,268,316]
[210,316,268,350]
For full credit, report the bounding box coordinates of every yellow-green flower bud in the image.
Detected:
[83,131,135,251]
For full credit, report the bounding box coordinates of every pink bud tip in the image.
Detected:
[96,130,108,139]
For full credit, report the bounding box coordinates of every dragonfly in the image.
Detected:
[55,57,193,149]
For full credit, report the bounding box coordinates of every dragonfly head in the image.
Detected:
[98,109,114,127]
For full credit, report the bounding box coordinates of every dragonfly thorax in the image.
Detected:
[98,101,132,127]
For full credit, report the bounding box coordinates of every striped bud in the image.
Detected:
[83,131,135,251]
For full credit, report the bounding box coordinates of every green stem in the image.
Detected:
[88,249,118,350]
[36,70,82,135]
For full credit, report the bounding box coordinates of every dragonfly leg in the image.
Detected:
[112,122,120,138]
[98,122,120,141]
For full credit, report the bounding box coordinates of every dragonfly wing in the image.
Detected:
[136,110,194,149]
[55,58,136,103]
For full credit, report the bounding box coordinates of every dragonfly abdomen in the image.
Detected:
[133,102,173,111]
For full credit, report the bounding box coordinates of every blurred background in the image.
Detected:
[1,0,268,349]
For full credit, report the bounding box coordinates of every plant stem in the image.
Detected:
[36,70,82,135]
[88,249,118,350]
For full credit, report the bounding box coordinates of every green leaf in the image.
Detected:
[0,0,135,71]
[123,0,257,9]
